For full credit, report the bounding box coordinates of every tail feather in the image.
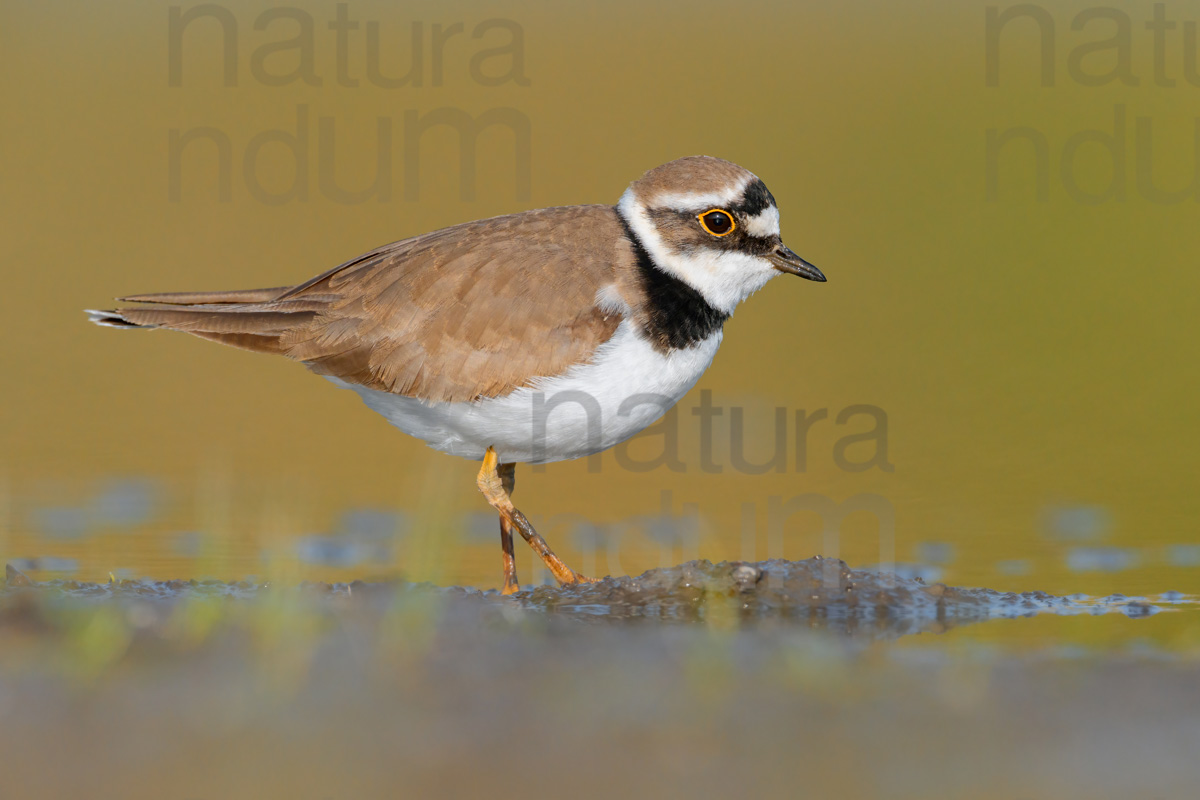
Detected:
[116,287,292,305]
[96,306,309,334]
[86,309,150,329]
[186,330,293,355]
[86,301,318,357]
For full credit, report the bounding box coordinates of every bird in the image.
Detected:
[87,156,826,594]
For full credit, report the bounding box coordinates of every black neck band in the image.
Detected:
[616,208,729,352]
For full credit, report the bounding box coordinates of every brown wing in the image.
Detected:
[94,205,633,403]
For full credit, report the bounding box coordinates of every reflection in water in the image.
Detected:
[294,508,408,567]
[6,556,79,574]
[1067,547,1141,573]
[1168,545,1200,567]
[995,558,1033,576]
[294,536,392,568]
[30,479,160,539]
[1040,505,1114,542]
[915,540,955,565]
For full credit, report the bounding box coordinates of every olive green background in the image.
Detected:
[2,0,1197,630]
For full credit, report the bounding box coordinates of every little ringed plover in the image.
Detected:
[88,155,826,593]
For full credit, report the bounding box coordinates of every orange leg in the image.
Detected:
[477,447,595,589]
[497,464,520,595]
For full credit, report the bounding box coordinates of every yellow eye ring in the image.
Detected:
[698,209,736,237]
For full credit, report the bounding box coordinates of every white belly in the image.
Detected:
[328,321,722,464]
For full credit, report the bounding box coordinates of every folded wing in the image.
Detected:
[89,205,629,403]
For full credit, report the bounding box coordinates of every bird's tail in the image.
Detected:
[85,287,319,356]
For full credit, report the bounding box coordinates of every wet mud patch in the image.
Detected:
[516,557,1103,632]
[4,557,1187,644]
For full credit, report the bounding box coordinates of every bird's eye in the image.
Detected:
[698,209,735,237]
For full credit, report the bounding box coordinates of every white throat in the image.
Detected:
[617,189,780,315]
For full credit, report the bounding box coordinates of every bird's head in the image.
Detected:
[617,155,824,315]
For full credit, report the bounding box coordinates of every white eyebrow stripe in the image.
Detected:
[646,174,753,212]
[741,205,780,238]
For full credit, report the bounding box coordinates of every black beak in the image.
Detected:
[767,244,826,282]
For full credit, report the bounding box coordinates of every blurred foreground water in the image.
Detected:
[3,558,1199,800]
